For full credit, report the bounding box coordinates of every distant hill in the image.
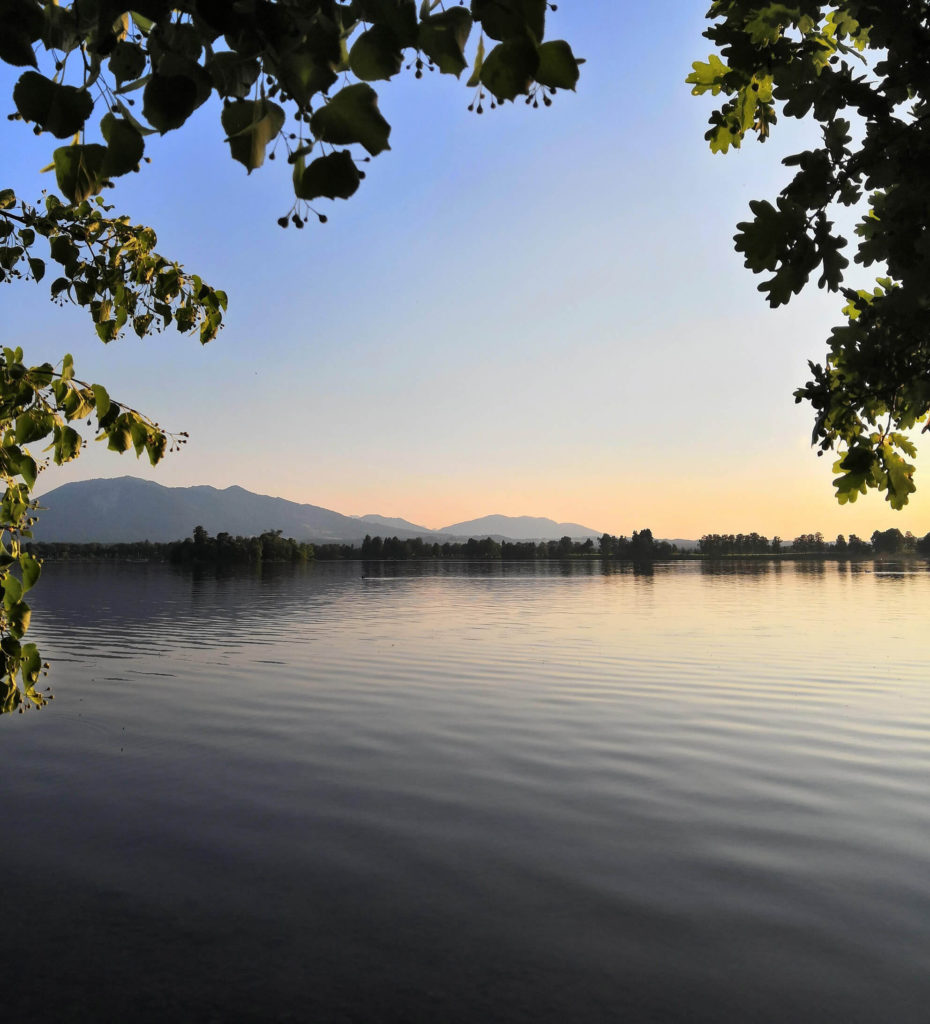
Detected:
[32,477,692,548]
[357,513,432,533]
[440,514,601,541]
[33,478,437,544]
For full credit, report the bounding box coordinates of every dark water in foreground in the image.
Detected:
[2,559,930,1023]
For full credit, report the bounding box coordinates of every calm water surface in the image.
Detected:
[2,559,929,1022]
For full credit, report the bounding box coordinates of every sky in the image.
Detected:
[3,2,929,540]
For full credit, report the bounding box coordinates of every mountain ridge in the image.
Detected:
[33,477,616,545]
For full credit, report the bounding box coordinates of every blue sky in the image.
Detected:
[3,2,928,538]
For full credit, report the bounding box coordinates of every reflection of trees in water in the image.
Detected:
[794,559,827,575]
[700,558,780,578]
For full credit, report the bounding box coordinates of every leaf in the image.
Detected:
[275,48,338,106]
[471,0,546,43]
[534,40,580,90]
[19,553,40,595]
[349,25,404,82]
[7,602,31,639]
[108,40,147,84]
[0,30,37,67]
[310,84,391,156]
[53,144,107,203]
[92,383,111,420]
[293,150,361,200]
[0,0,42,66]
[221,99,285,172]
[53,423,81,463]
[207,51,261,99]
[100,113,145,177]
[3,576,23,610]
[357,0,418,47]
[14,408,55,445]
[20,643,41,686]
[687,55,729,95]
[418,8,472,76]
[16,453,37,488]
[157,54,212,109]
[466,33,486,88]
[13,71,93,138]
[480,38,539,102]
[143,72,199,132]
[107,423,132,453]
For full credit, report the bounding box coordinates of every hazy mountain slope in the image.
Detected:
[358,514,432,533]
[440,514,601,541]
[33,478,435,543]
[33,477,689,547]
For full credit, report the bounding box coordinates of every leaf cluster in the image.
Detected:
[4,1,582,221]
[0,187,227,343]
[690,2,930,507]
[0,344,184,713]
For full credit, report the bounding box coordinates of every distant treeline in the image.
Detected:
[697,528,930,557]
[25,526,930,565]
[27,526,315,565]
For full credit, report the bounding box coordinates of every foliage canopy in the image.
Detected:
[0,0,581,711]
[690,1,930,510]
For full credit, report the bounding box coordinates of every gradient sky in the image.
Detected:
[3,2,929,540]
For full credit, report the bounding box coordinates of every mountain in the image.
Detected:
[357,513,432,533]
[32,477,648,547]
[33,477,439,544]
[439,514,601,542]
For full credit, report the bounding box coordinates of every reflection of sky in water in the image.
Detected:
[4,560,930,1022]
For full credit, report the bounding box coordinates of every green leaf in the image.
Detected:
[357,0,418,48]
[466,33,486,88]
[13,71,93,138]
[418,8,472,76]
[310,83,391,156]
[130,419,148,456]
[0,0,41,66]
[157,54,212,109]
[14,409,55,445]
[10,451,38,488]
[20,643,41,686]
[3,575,23,609]
[53,423,81,463]
[349,25,404,81]
[0,30,37,68]
[687,54,729,96]
[8,601,31,639]
[100,113,145,177]
[471,0,545,43]
[109,40,147,84]
[53,144,107,203]
[275,48,338,106]
[293,150,361,200]
[91,383,111,420]
[143,72,199,133]
[221,99,285,172]
[534,40,580,90]
[106,418,132,453]
[19,553,40,594]
[206,51,261,100]
[480,38,539,101]
[42,3,80,52]
[28,256,44,281]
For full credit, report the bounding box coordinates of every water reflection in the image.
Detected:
[3,559,930,1022]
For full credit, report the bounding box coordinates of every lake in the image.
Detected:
[2,559,929,1022]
